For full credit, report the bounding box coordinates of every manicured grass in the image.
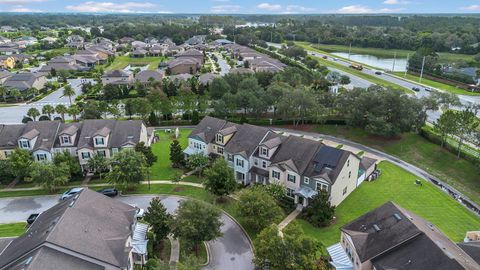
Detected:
[107,56,167,71]
[296,161,480,247]
[150,128,192,180]
[127,184,212,201]
[0,189,53,198]
[181,175,204,184]
[392,72,480,96]
[314,125,480,205]
[0,222,27,237]
[296,43,413,93]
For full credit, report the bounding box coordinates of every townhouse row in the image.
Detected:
[183,116,377,207]
[0,119,151,171]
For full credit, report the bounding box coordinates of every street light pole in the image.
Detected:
[392,52,397,72]
[404,53,409,78]
[348,43,352,60]
[419,56,426,83]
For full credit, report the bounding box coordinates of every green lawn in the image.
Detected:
[0,222,27,237]
[150,128,192,180]
[107,56,167,71]
[314,125,480,206]
[296,43,413,93]
[392,72,480,96]
[296,161,480,247]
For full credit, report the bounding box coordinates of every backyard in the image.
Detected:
[107,56,167,71]
[295,161,480,247]
[313,124,480,206]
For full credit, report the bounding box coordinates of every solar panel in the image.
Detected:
[313,146,343,172]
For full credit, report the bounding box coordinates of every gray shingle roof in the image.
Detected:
[135,70,163,83]
[270,135,322,175]
[0,124,24,149]
[20,121,61,151]
[224,124,270,158]
[76,119,143,149]
[0,189,136,270]
[189,116,227,143]
[304,145,352,184]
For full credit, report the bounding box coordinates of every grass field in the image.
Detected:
[314,125,480,206]
[295,161,480,247]
[392,72,480,96]
[304,43,475,64]
[107,56,167,71]
[150,128,192,180]
[0,222,27,237]
[296,43,413,93]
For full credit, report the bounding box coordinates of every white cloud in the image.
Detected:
[462,5,480,11]
[336,5,403,13]
[9,7,42,12]
[0,0,46,4]
[285,5,316,13]
[210,4,241,13]
[257,3,282,11]
[65,1,159,13]
[383,0,409,5]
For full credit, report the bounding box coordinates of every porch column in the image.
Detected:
[303,198,308,207]
[294,195,299,204]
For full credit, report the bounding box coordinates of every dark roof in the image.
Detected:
[224,124,270,158]
[0,189,136,270]
[341,202,480,269]
[0,124,24,149]
[77,120,143,149]
[458,241,480,265]
[303,145,352,184]
[135,70,163,83]
[3,73,44,91]
[102,69,130,78]
[53,122,82,148]
[189,116,227,143]
[270,135,322,174]
[360,156,377,171]
[20,121,61,151]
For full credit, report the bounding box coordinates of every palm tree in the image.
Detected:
[68,105,80,122]
[63,85,75,105]
[27,107,40,121]
[10,89,21,102]
[42,105,55,120]
[55,104,68,122]
[0,86,7,102]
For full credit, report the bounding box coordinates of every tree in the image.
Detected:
[144,197,172,243]
[106,150,148,190]
[87,154,109,180]
[7,148,33,180]
[434,110,459,148]
[186,153,209,176]
[68,105,80,121]
[209,77,231,100]
[339,75,351,85]
[203,158,236,200]
[63,85,75,105]
[42,104,55,119]
[0,86,7,102]
[30,161,70,192]
[237,188,283,232]
[170,199,223,255]
[55,104,68,121]
[254,224,322,270]
[27,107,40,121]
[454,108,479,158]
[302,191,335,227]
[135,142,157,167]
[53,150,82,178]
[170,139,185,168]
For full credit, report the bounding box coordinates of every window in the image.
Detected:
[112,148,119,154]
[227,154,234,162]
[260,147,268,156]
[316,181,328,192]
[216,134,223,144]
[272,170,280,180]
[4,151,11,158]
[304,177,309,184]
[61,136,71,144]
[236,159,244,168]
[36,153,47,161]
[236,172,245,180]
[287,174,296,183]
[97,150,106,157]
[286,188,294,198]
[217,147,224,154]
[343,186,348,195]
[81,152,91,159]
[348,171,351,178]
[95,137,104,145]
[347,160,350,167]
[254,158,258,166]
[19,140,30,149]
[262,161,267,169]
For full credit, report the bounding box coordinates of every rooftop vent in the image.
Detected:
[373,224,381,232]
[393,213,402,221]
[127,135,134,139]
[42,138,48,142]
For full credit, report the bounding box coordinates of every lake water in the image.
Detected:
[331,52,408,72]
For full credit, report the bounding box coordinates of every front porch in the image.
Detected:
[326,243,354,270]
[294,186,318,207]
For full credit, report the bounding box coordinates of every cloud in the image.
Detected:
[257,3,282,11]
[0,0,46,4]
[65,1,159,13]
[210,4,241,13]
[9,7,42,12]
[285,5,316,13]
[336,5,403,13]
[383,0,409,5]
[462,5,480,11]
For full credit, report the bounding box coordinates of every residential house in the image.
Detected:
[41,37,58,44]
[0,43,20,55]
[15,36,37,47]
[101,70,134,86]
[0,188,147,270]
[198,73,220,85]
[135,70,163,84]
[184,35,206,46]
[17,121,61,162]
[0,124,24,159]
[184,117,364,206]
[3,72,46,92]
[176,49,205,64]
[168,57,201,75]
[0,55,15,69]
[131,48,148,58]
[0,71,11,84]
[119,37,135,44]
[0,36,11,44]
[39,56,85,73]
[327,201,480,270]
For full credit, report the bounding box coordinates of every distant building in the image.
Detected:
[101,70,134,86]
[2,72,46,92]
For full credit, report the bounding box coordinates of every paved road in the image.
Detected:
[0,194,255,270]
[215,52,231,76]
[0,78,94,124]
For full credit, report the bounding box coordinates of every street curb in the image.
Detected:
[221,209,255,254]
[201,241,211,267]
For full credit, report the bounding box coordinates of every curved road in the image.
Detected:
[0,194,254,270]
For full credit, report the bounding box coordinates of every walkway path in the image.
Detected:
[278,205,303,231]
[168,234,180,269]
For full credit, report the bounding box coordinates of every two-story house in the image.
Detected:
[0,188,147,270]
[0,124,24,159]
[328,201,480,270]
[101,70,134,86]
[17,121,61,162]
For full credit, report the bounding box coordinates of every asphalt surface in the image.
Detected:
[0,78,94,124]
[0,194,255,270]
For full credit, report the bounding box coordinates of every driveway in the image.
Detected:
[0,78,94,124]
[0,194,254,270]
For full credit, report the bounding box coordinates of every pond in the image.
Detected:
[332,52,408,72]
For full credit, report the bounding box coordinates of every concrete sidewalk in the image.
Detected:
[278,205,303,231]
[168,234,180,269]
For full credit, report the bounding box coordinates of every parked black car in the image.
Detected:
[97,188,118,197]
[412,87,420,92]
[27,213,39,225]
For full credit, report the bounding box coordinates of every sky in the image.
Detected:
[1,0,480,14]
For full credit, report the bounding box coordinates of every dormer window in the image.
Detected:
[216,134,223,144]
[61,136,71,144]
[260,147,268,156]
[19,140,30,149]
[95,137,105,146]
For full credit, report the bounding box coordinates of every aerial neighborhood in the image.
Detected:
[0,12,480,270]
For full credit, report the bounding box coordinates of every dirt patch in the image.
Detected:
[174,186,184,192]
[366,134,402,143]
